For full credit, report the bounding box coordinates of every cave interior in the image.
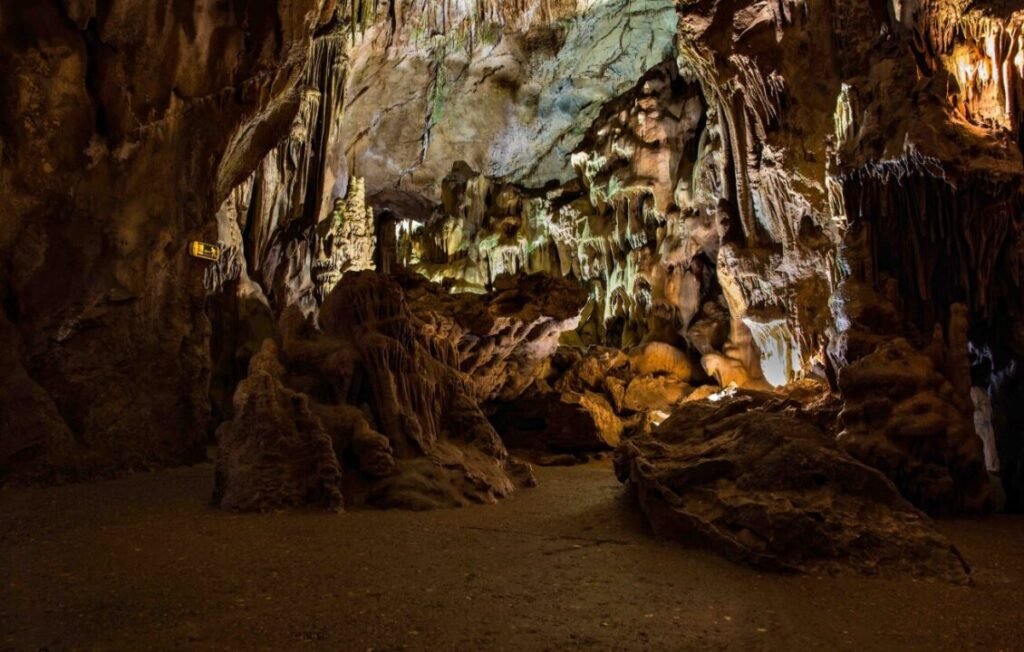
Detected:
[2,0,1024,648]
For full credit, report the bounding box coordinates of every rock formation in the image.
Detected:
[1,0,338,481]
[615,389,973,582]
[492,343,700,461]
[214,340,344,513]
[313,177,378,302]
[215,271,587,510]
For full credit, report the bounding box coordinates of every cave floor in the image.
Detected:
[2,462,1023,651]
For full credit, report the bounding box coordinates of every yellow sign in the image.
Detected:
[190,241,221,262]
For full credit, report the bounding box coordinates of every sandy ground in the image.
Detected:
[2,461,1023,651]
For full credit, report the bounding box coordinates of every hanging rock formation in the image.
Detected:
[354,0,843,392]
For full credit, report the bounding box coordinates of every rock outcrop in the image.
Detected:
[215,272,588,510]
[213,340,344,512]
[838,337,995,515]
[828,0,1024,506]
[402,272,588,402]
[615,389,973,582]
[492,343,700,460]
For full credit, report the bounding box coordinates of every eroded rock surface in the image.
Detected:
[838,337,995,515]
[0,0,335,482]
[492,344,700,459]
[402,273,588,402]
[213,341,344,513]
[615,390,972,582]
[215,272,591,510]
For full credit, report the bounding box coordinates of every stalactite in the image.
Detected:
[840,164,1022,329]
[214,31,349,312]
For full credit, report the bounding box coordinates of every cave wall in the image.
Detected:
[340,0,680,194]
[337,0,846,389]
[323,0,1021,511]
[826,0,1024,509]
[0,0,335,481]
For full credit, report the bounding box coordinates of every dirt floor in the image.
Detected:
[2,461,1023,651]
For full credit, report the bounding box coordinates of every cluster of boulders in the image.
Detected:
[490,341,703,463]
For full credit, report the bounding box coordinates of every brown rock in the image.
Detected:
[1,0,333,481]
[615,390,972,582]
[213,341,343,513]
[838,339,995,515]
[621,375,690,413]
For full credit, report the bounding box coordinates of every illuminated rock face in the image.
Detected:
[385,73,810,389]
[208,30,351,315]
[312,177,377,302]
[334,0,1022,512]
[492,343,699,459]
[342,0,679,192]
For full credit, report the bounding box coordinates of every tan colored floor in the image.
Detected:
[2,461,1023,651]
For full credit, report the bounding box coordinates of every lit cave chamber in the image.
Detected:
[2,0,1024,648]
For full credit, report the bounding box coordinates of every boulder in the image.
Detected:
[627,342,694,380]
[621,375,690,412]
[615,390,972,582]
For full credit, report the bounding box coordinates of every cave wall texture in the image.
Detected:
[2,0,1022,516]
[0,0,338,479]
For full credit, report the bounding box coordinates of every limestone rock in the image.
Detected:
[622,375,689,413]
[489,387,624,455]
[0,0,333,481]
[0,313,77,483]
[838,339,995,515]
[313,177,378,303]
[402,272,587,402]
[342,0,679,192]
[213,341,344,513]
[217,272,543,511]
[615,391,972,582]
[627,342,694,381]
[491,342,702,455]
